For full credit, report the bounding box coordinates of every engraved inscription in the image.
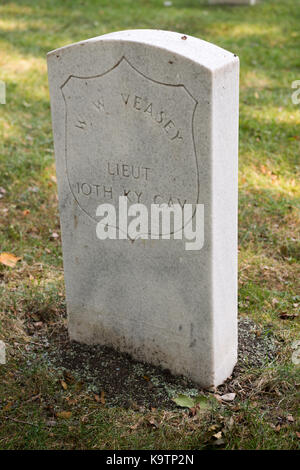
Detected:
[107,162,151,181]
[75,118,87,130]
[61,56,199,233]
[120,93,183,142]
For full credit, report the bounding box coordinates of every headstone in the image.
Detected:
[0,340,6,364]
[209,0,256,5]
[47,30,239,387]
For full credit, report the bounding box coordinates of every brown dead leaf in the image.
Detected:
[287,415,294,422]
[22,209,30,216]
[56,411,72,419]
[0,253,21,268]
[213,431,223,439]
[100,390,105,405]
[63,371,75,384]
[60,380,68,391]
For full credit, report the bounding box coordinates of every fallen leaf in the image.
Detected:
[60,380,68,391]
[63,371,75,384]
[0,253,21,268]
[56,411,72,419]
[22,209,30,216]
[194,395,210,410]
[100,390,105,405]
[143,375,150,381]
[213,431,222,439]
[172,394,195,409]
[221,393,236,402]
[287,415,294,422]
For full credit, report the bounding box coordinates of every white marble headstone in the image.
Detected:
[47,30,239,387]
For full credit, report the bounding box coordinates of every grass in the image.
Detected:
[0,0,299,450]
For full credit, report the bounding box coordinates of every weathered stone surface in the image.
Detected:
[47,30,239,387]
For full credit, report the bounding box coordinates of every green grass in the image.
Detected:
[0,0,300,450]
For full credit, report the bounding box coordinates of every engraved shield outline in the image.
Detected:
[61,56,200,238]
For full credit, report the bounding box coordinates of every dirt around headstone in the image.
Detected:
[45,318,277,410]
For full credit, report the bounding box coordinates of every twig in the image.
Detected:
[3,416,39,426]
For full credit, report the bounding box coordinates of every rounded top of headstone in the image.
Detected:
[47,29,238,72]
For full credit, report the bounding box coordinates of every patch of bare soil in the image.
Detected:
[40,317,278,409]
